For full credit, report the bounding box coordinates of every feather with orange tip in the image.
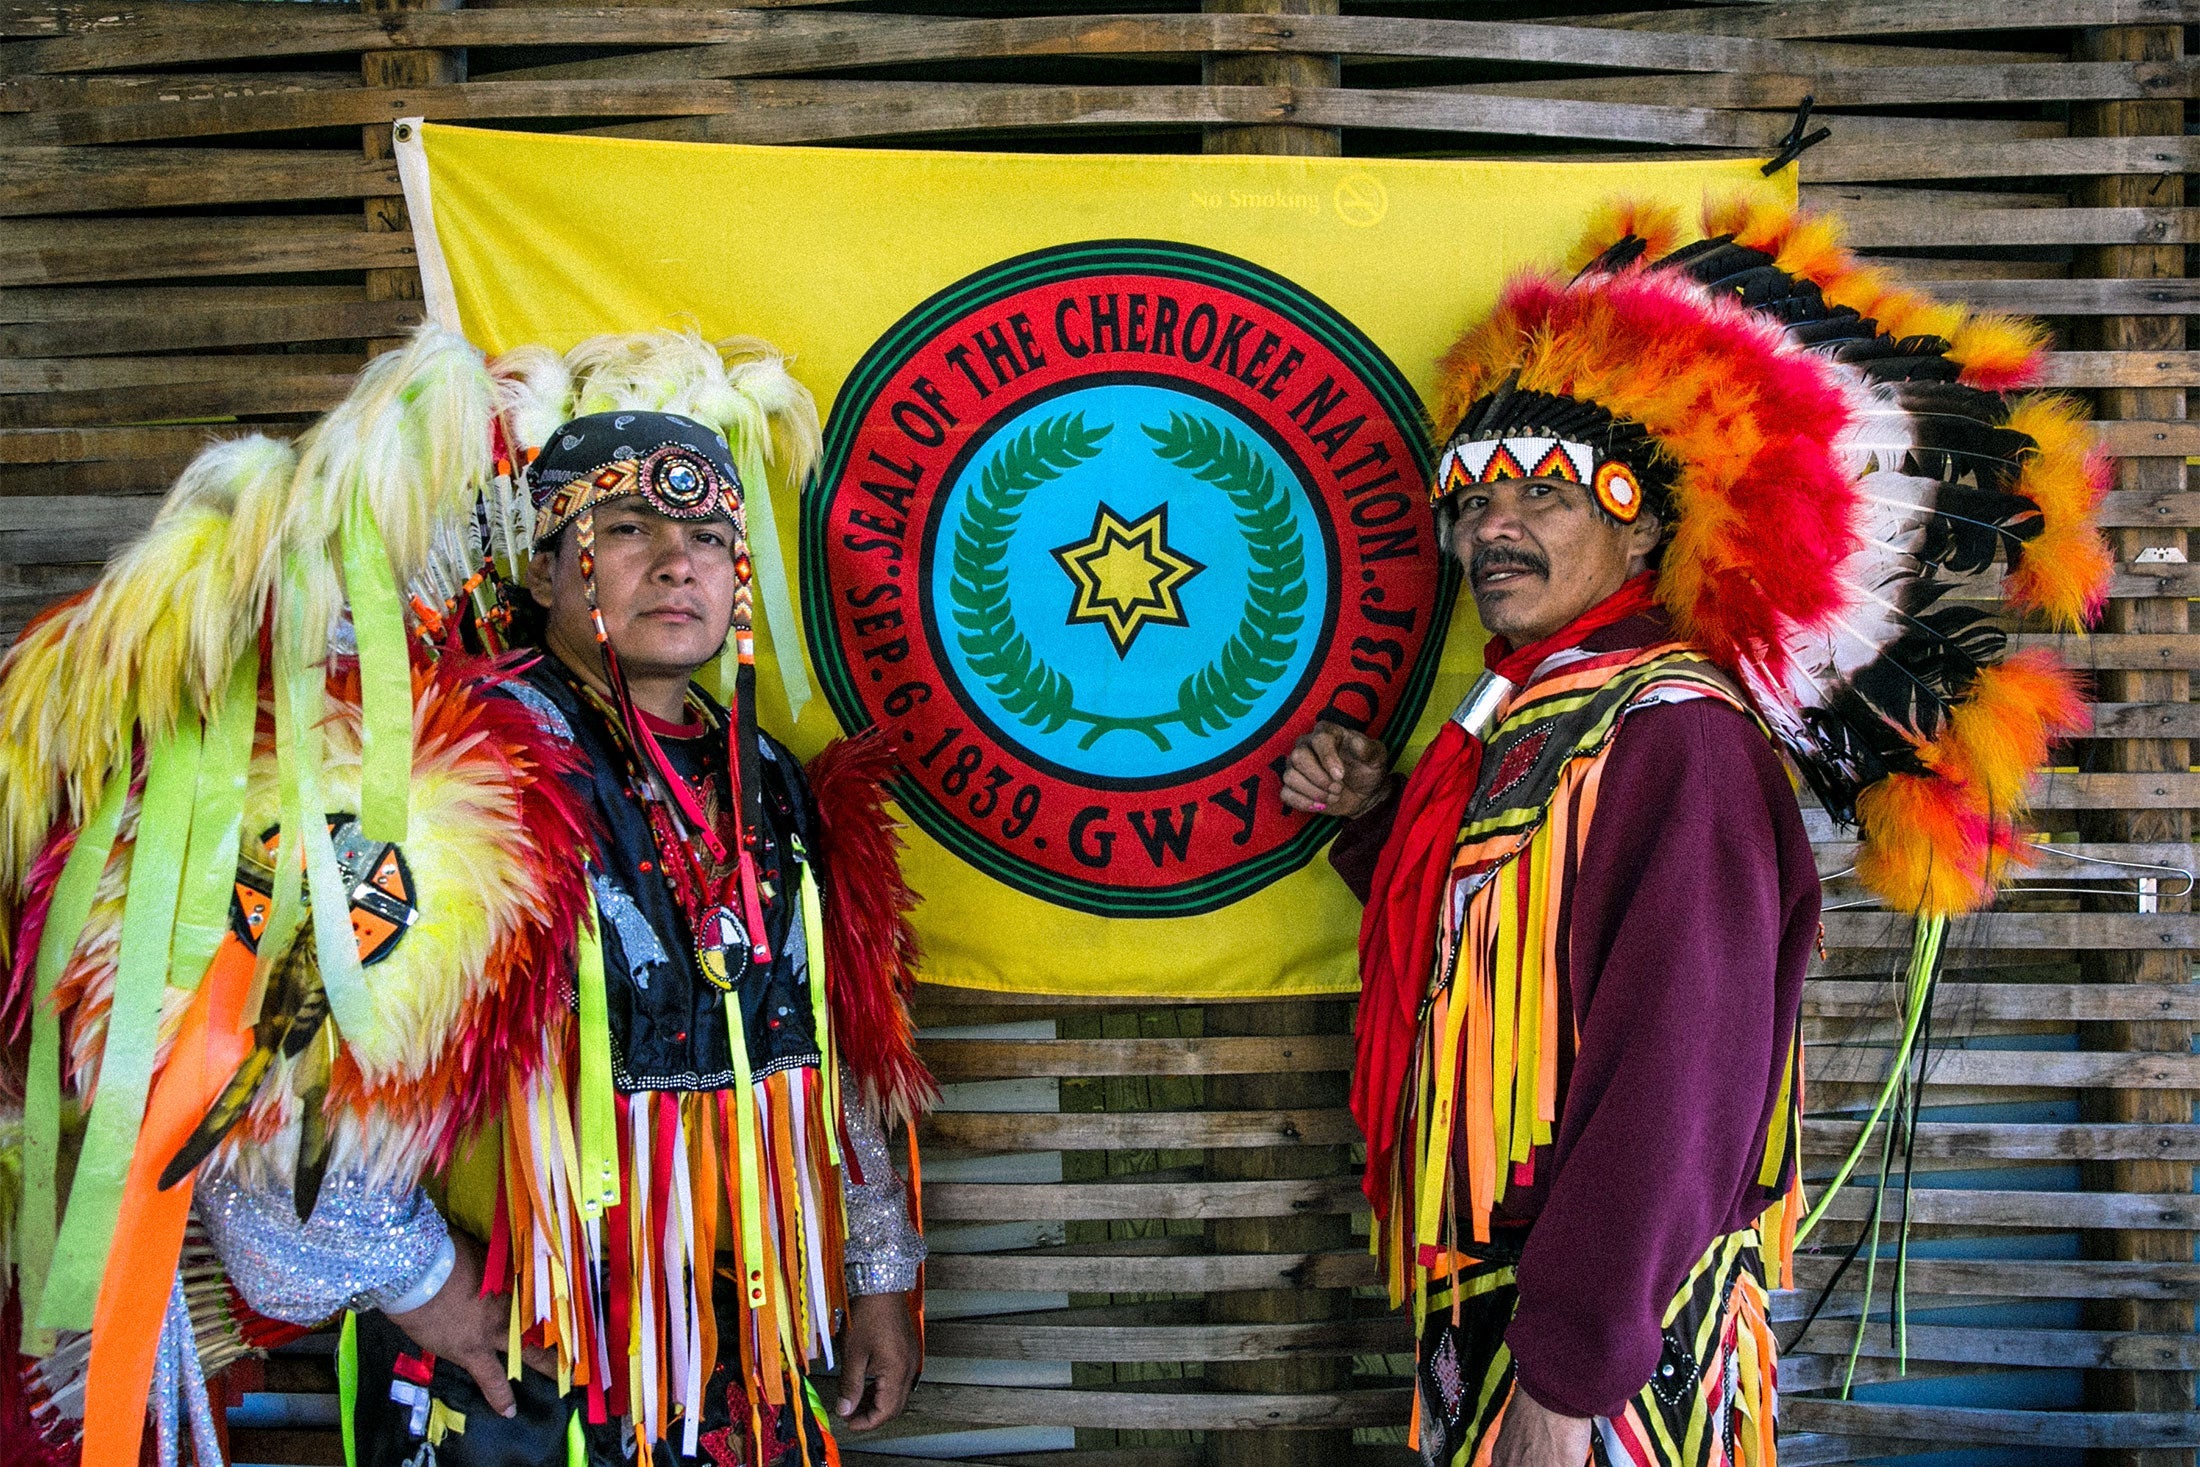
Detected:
[1946,314,2050,393]
[1564,199,1684,275]
[1938,650,2091,812]
[1854,773,1990,917]
[806,729,937,1129]
[1853,651,2090,915]
[2003,395,2115,628]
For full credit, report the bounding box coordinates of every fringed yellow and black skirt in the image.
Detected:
[1414,1227,1776,1467]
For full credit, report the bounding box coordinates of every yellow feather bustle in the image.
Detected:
[0,436,296,902]
[2,329,495,902]
[279,329,493,666]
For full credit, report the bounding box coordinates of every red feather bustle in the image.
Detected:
[806,729,937,1128]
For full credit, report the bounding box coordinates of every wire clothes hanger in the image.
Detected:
[1818,842,2196,911]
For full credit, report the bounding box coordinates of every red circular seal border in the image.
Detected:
[804,241,1455,917]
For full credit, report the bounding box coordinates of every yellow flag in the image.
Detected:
[399,122,1789,996]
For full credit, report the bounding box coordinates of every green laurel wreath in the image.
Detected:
[1144,412,1308,737]
[948,408,1306,752]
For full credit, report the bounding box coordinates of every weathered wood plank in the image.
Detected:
[0,7,2008,76]
[2012,633,2200,670]
[1803,982,2200,1022]
[1820,910,2200,950]
[0,219,414,286]
[0,457,198,497]
[1782,1401,2200,1451]
[2,79,1782,151]
[0,354,363,393]
[923,1250,1378,1295]
[920,1035,1353,1081]
[1458,60,2200,109]
[0,424,300,464]
[1910,279,2200,316]
[896,1381,1407,1431]
[0,300,418,357]
[1788,1255,2200,1299]
[921,1178,1365,1221]
[924,1315,1408,1363]
[923,1109,1357,1152]
[2032,349,2200,384]
[2087,702,2200,738]
[0,71,355,113]
[0,284,364,321]
[1805,1046,2200,1089]
[0,146,397,216]
[0,375,353,429]
[487,13,1789,83]
[2101,489,2200,525]
[1844,207,2200,248]
[1585,0,2200,40]
[1806,135,2199,183]
[1803,1121,2200,1161]
[2027,772,2200,809]
[1785,1318,2200,1371]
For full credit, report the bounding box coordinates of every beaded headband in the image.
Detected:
[1433,433,1646,524]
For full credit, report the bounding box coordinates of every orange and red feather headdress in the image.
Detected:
[1436,200,2113,915]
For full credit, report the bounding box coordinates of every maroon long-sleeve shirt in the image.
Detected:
[1333,645,1817,1418]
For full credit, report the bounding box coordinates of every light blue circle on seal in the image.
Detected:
[931,382,1328,781]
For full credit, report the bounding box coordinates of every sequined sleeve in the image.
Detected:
[195,1168,455,1324]
[839,1068,925,1296]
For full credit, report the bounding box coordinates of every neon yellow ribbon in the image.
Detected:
[575,890,619,1216]
[41,713,204,1331]
[280,641,378,1054]
[250,569,314,1021]
[721,994,771,1322]
[341,496,413,845]
[726,436,811,725]
[17,763,130,1353]
[170,651,260,992]
[797,855,840,1166]
[338,1311,360,1467]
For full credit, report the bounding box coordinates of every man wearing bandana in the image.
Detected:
[199,407,930,1466]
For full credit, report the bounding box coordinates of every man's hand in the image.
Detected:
[386,1234,556,1419]
[835,1292,919,1430]
[1491,1387,1593,1467]
[1280,723,1393,819]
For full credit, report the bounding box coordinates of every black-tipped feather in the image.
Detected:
[158,930,329,1192]
[1917,484,2044,575]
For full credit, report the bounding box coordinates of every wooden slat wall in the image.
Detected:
[5,2,2196,1463]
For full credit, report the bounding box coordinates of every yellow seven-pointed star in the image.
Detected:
[1051,502,1205,656]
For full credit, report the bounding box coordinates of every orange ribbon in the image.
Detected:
[80,935,256,1467]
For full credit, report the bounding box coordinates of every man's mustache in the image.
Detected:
[1471,547,1549,582]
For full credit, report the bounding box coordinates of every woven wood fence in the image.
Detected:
[4,2,2198,1464]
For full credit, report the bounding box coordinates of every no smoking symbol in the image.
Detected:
[1333,174,1388,227]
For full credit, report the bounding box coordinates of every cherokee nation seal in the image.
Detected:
[804,240,1453,917]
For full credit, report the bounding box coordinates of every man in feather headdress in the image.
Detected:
[0,330,936,1467]
[1282,201,2108,1467]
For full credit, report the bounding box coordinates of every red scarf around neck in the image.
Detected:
[1352,572,1662,1211]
